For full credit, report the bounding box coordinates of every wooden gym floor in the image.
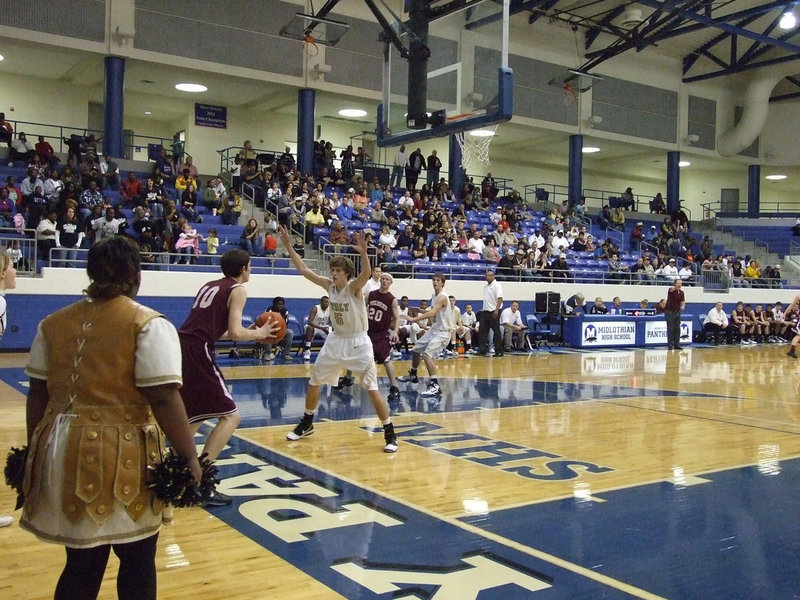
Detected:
[1,344,799,599]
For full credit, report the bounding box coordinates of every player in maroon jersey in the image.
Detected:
[178,249,275,505]
[367,272,401,404]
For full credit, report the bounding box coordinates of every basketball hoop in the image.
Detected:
[455,125,498,172]
[563,81,577,104]
[304,33,319,56]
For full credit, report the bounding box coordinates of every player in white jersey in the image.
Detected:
[335,265,383,388]
[397,272,453,397]
[279,226,398,452]
[302,295,330,361]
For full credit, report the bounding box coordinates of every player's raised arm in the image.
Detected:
[349,231,372,296]
[279,225,330,289]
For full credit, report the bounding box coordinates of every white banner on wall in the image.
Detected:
[581,321,636,346]
[644,320,693,345]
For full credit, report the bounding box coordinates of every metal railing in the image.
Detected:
[702,199,800,218]
[45,246,317,274]
[0,118,173,161]
[0,229,38,275]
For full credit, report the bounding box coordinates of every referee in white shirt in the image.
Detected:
[478,269,504,357]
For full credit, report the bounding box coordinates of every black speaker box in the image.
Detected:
[535,292,561,315]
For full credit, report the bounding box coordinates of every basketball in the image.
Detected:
[255,311,287,344]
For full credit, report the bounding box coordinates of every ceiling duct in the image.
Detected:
[620,7,643,28]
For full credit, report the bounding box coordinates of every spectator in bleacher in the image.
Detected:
[132,205,155,235]
[482,173,498,202]
[610,206,626,231]
[427,239,442,262]
[175,168,196,197]
[174,218,203,264]
[304,204,325,244]
[406,236,424,260]
[644,224,658,244]
[62,133,83,165]
[239,217,261,256]
[34,135,59,167]
[4,176,21,211]
[630,256,646,283]
[678,263,694,285]
[390,144,408,189]
[744,260,764,287]
[651,192,666,214]
[426,149,441,187]
[0,189,13,228]
[91,207,125,243]
[393,224,413,250]
[629,221,644,252]
[620,187,634,210]
[659,257,679,282]
[641,257,656,284]
[54,206,84,267]
[569,231,587,252]
[198,178,219,215]
[177,154,197,178]
[329,220,349,248]
[99,154,120,191]
[0,112,13,146]
[377,224,397,249]
[598,205,612,229]
[119,172,142,207]
[608,253,630,282]
[405,148,425,192]
[339,144,355,180]
[36,208,58,258]
[180,183,202,223]
[480,237,498,263]
[162,199,180,235]
[230,154,243,192]
[550,253,571,281]
[9,132,34,163]
[20,167,41,207]
[42,170,63,211]
[78,179,104,223]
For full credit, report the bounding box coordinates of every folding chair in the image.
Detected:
[525,314,553,350]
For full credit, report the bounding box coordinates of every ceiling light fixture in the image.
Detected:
[582,146,601,153]
[469,129,496,137]
[338,108,367,118]
[0,54,4,62]
[780,10,797,29]
[145,111,152,115]
[765,174,787,180]
[175,83,207,93]
[678,160,691,167]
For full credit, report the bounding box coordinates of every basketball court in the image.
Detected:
[2,344,799,599]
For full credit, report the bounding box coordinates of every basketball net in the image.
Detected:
[303,34,319,56]
[455,125,498,172]
[563,81,576,105]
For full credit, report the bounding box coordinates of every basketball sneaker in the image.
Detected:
[421,382,441,397]
[383,423,398,453]
[0,515,13,527]
[202,488,233,507]
[388,385,401,403]
[286,415,315,440]
[333,375,354,390]
[397,373,419,383]
[303,349,311,361]
[229,348,240,359]
[390,349,403,360]
[788,348,797,358]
